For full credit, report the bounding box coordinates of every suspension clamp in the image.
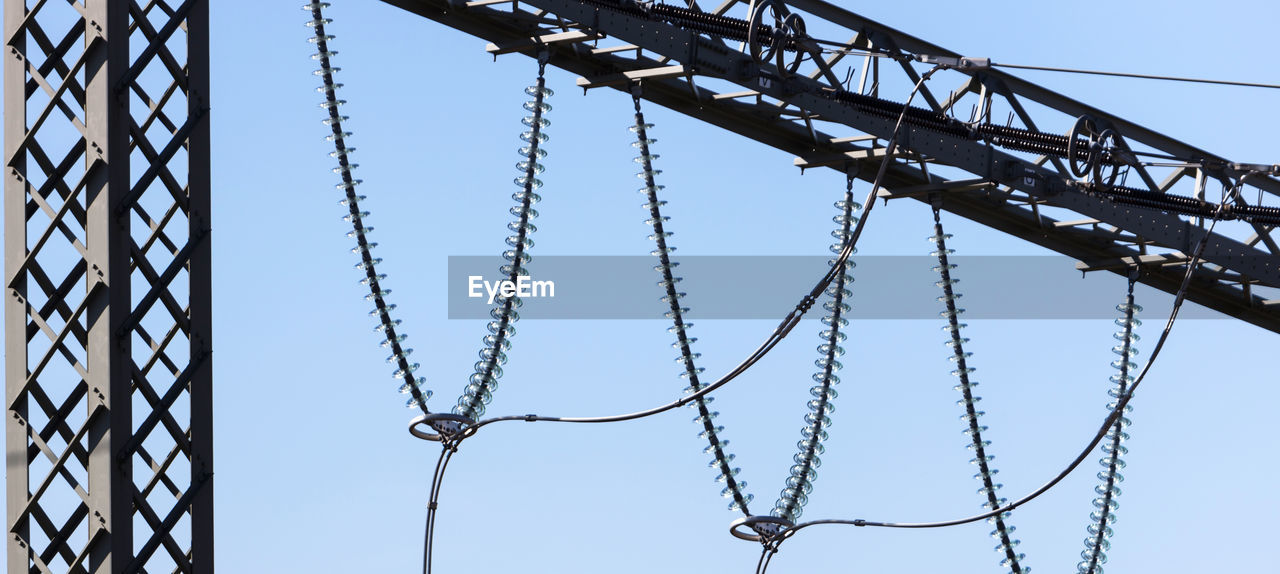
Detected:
[409,413,477,442]
[729,515,794,544]
[914,54,990,71]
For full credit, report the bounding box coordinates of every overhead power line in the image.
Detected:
[991,61,1280,90]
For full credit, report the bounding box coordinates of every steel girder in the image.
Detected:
[3,0,212,572]
[380,0,1280,333]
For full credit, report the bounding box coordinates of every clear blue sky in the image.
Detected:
[15,1,1280,572]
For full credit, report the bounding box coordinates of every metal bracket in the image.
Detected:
[728,515,794,544]
[409,413,478,442]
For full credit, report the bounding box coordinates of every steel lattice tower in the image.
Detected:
[3,0,212,572]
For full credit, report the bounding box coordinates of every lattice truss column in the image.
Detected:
[3,0,211,572]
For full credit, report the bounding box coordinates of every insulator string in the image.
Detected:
[632,93,755,514]
[771,184,858,524]
[454,63,551,421]
[931,207,1027,573]
[1079,279,1140,574]
[304,1,431,413]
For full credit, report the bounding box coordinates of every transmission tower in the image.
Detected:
[3,1,213,572]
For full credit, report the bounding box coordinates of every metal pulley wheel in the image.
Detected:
[1067,114,1123,191]
[747,0,807,78]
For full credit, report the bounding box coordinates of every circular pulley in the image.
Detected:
[747,0,807,78]
[1067,114,1124,191]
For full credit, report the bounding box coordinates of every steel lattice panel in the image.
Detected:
[381,0,1280,333]
[3,1,211,572]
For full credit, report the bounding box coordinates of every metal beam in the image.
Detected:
[83,0,134,569]
[187,1,215,570]
[378,0,1280,333]
[484,29,600,55]
[577,64,689,89]
[3,0,28,570]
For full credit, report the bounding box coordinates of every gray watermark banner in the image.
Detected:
[447,256,1225,320]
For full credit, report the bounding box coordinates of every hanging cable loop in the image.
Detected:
[754,545,780,574]
[775,178,1241,543]
[464,68,942,443]
[304,3,1277,571]
[421,442,460,574]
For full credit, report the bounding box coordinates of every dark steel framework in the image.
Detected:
[4,0,211,572]
[382,0,1280,333]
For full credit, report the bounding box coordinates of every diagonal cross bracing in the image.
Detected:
[5,0,212,571]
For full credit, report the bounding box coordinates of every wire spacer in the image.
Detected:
[729,515,794,543]
[409,413,477,442]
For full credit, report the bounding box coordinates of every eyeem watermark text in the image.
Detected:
[449,256,1228,320]
[468,275,556,304]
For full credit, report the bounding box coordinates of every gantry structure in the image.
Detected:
[4,1,212,572]
[3,0,1280,572]
[383,0,1280,333]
